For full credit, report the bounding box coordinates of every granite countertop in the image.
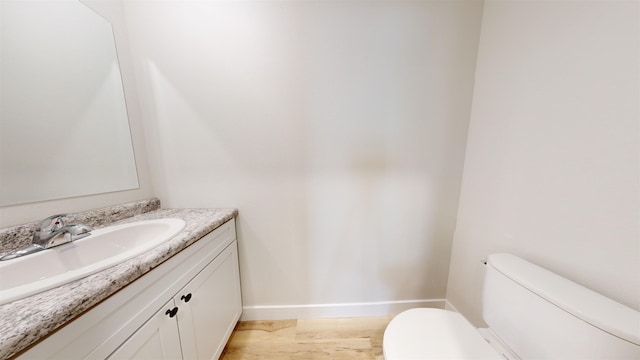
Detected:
[0,200,238,359]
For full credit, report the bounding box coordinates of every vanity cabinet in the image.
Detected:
[19,218,241,360]
[109,242,242,360]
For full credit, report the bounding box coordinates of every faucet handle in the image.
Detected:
[36,214,69,232]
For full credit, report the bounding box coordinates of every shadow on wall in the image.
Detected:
[305,152,460,305]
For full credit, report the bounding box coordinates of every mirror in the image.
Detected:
[0,0,139,206]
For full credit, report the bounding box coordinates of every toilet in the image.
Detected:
[383,253,640,359]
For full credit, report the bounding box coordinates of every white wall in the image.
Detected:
[124,0,483,316]
[447,0,640,325]
[0,0,153,227]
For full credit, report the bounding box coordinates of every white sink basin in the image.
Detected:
[0,218,186,305]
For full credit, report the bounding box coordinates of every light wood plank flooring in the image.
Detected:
[220,317,392,359]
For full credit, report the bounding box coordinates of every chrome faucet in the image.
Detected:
[0,214,93,261]
[32,214,93,248]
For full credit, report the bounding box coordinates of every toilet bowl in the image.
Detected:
[383,254,640,359]
[384,308,510,359]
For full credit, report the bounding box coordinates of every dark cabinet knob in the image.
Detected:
[181,293,192,303]
[166,307,178,318]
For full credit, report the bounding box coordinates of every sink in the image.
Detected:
[0,218,186,305]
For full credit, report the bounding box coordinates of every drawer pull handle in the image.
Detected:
[181,293,192,303]
[166,307,178,318]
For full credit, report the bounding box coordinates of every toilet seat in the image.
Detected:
[383,308,504,359]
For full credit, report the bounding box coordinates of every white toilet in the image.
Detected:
[383,253,640,359]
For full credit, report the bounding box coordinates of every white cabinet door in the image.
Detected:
[176,241,242,360]
[108,299,183,360]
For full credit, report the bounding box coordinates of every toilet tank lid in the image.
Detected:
[487,253,640,346]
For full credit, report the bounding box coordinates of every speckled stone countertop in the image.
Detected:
[0,199,238,359]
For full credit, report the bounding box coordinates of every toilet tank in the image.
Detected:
[482,254,640,359]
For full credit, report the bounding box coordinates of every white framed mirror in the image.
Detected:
[0,0,139,206]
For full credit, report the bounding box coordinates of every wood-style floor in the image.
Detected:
[220,317,392,359]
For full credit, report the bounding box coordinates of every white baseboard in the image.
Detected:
[241,299,446,321]
[444,300,460,313]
